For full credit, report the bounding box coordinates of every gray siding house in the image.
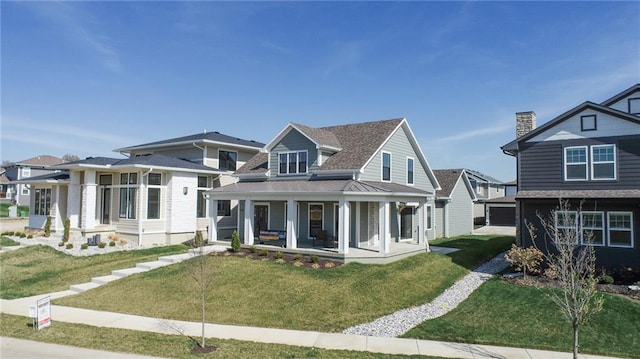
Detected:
[15,132,264,246]
[502,84,640,268]
[207,118,442,262]
[4,155,65,206]
[433,169,477,238]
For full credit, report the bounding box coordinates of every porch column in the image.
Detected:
[354,202,361,248]
[379,200,390,254]
[244,199,254,245]
[418,203,428,250]
[67,171,81,228]
[81,170,97,230]
[286,199,297,249]
[209,199,218,242]
[338,199,350,254]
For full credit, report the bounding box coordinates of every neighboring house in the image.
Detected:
[207,118,442,261]
[433,169,477,238]
[484,195,517,226]
[15,131,264,246]
[504,179,517,196]
[0,170,9,200]
[4,155,65,205]
[465,169,506,224]
[501,84,640,268]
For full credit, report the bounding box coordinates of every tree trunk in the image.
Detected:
[201,273,206,347]
[572,321,579,359]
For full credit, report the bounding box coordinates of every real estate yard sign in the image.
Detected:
[36,296,51,330]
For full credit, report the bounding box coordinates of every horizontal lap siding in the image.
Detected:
[520,135,640,191]
[447,181,473,237]
[269,130,318,179]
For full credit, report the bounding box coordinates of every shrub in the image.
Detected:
[293,261,304,267]
[600,274,614,285]
[259,249,269,257]
[324,262,336,269]
[98,242,106,249]
[58,242,64,247]
[66,243,73,250]
[19,233,26,238]
[274,251,284,259]
[193,230,204,248]
[109,241,116,247]
[8,231,15,236]
[504,244,543,278]
[44,216,52,237]
[275,258,285,264]
[293,253,302,261]
[309,255,319,263]
[231,230,241,253]
[311,263,320,269]
[249,245,257,253]
[81,243,88,250]
[27,235,33,239]
[63,218,70,242]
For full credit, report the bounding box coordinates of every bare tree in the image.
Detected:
[62,154,80,162]
[526,200,604,359]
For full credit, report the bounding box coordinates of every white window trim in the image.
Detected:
[607,211,634,248]
[308,203,324,239]
[196,176,209,218]
[22,167,31,178]
[217,200,232,218]
[580,211,604,246]
[564,146,588,181]
[554,210,579,244]
[278,150,308,176]
[426,204,433,230]
[381,151,392,182]
[146,173,163,220]
[590,144,616,181]
[406,156,415,186]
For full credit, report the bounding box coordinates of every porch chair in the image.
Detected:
[313,230,337,248]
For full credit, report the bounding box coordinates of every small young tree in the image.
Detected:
[44,216,52,237]
[505,244,543,278]
[526,200,604,359]
[63,218,70,242]
[231,230,241,253]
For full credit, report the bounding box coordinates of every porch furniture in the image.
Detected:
[313,230,337,248]
[259,230,286,243]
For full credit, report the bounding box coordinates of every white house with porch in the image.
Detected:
[207,118,442,261]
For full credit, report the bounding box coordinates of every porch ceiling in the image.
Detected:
[208,179,431,199]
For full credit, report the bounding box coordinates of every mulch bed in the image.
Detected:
[191,344,217,353]
[502,275,640,303]
[216,247,343,269]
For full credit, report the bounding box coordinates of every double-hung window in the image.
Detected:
[564,146,587,181]
[119,173,137,219]
[581,211,604,246]
[197,176,208,218]
[554,210,578,243]
[278,151,307,175]
[591,145,616,180]
[146,173,161,219]
[608,212,633,248]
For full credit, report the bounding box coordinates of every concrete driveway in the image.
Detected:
[473,225,515,236]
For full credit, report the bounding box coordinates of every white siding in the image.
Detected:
[166,172,198,233]
[529,109,640,142]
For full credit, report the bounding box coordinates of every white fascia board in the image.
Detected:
[116,140,262,154]
[111,164,225,175]
[234,172,270,180]
[264,124,297,152]
[313,169,359,177]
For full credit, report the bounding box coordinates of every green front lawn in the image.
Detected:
[403,278,640,358]
[0,245,188,299]
[1,314,443,359]
[1,236,21,247]
[430,235,514,269]
[0,202,29,217]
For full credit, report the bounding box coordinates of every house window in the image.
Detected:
[119,173,137,219]
[21,184,29,196]
[407,157,414,185]
[146,173,161,219]
[580,115,597,131]
[426,204,433,230]
[591,145,616,180]
[219,150,237,171]
[278,151,308,175]
[217,200,231,217]
[608,212,633,248]
[309,204,323,238]
[564,146,587,181]
[555,210,578,243]
[382,152,391,182]
[581,211,604,246]
[22,167,31,178]
[400,206,414,239]
[629,97,640,115]
[197,176,208,218]
[34,188,51,216]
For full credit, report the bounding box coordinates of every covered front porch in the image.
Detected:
[206,179,434,261]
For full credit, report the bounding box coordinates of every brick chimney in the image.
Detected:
[516,111,536,138]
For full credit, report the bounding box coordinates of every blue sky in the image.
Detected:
[2,1,638,182]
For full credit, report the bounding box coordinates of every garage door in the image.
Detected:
[489,207,515,226]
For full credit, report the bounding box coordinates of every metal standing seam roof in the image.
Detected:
[208,179,431,196]
[115,131,265,152]
[464,168,504,184]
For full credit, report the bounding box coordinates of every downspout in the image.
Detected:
[138,168,153,247]
[193,143,206,165]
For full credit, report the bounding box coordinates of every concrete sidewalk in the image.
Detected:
[0,337,166,359]
[0,297,619,359]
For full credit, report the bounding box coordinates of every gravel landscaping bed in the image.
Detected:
[343,251,510,337]
[4,233,155,256]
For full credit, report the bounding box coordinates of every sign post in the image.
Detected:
[36,296,51,330]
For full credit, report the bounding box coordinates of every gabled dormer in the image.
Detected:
[600,83,640,115]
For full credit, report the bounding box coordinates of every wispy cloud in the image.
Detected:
[323,41,364,77]
[260,40,293,56]
[21,2,122,73]
[436,124,511,143]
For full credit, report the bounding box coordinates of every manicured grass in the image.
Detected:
[56,251,468,332]
[0,202,29,217]
[0,314,443,359]
[429,235,514,269]
[0,244,188,299]
[1,235,21,246]
[402,278,640,358]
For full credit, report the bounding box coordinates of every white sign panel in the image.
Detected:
[36,296,51,330]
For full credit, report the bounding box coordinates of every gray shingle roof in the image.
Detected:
[54,154,219,172]
[292,123,342,150]
[11,171,70,184]
[116,131,265,152]
[516,190,640,199]
[433,169,464,198]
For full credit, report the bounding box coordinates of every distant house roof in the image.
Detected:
[115,131,265,153]
[0,174,9,184]
[433,169,477,201]
[485,195,516,204]
[464,168,503,184]
[53,154,223,174]
[14,155,65,167]
[516,190,640,199]
[10,171,70,184]
[600,83,640,107]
